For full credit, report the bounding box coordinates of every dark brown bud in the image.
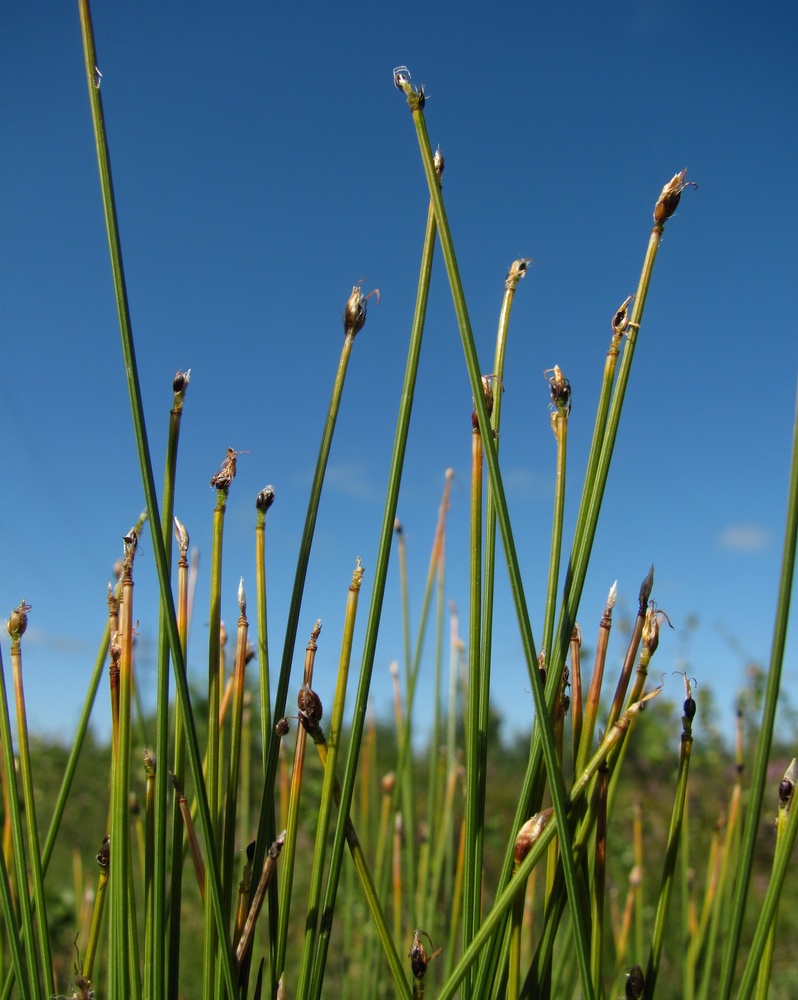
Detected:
[626,965,645,999]
[408,929,441,980]
[275,717,290,736]
[472,374,498,431]
[344,281,380,338]
[612,295,634,337]
[256,486,275,513]
[653,169,697,224]
[638,565,655,613]
[7,600,32,640]
[297,683,323,726]
[545,365,571,413]
[96,834,110,868]
[246,840,256,862]
[172,369,191,394]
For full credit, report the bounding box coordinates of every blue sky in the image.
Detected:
[2,1,798,748]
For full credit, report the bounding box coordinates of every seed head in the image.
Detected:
[7,600,32,640]
[514,808,554,864]
[256,485,275,513]
[653,168,697,224]
[344,281,380,338]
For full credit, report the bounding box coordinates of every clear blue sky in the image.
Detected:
[2,1,797,748]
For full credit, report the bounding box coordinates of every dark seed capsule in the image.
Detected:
[297,684,323,725]
[626,965,645,999]
[683,696,696,721]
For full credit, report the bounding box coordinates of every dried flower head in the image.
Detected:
[172,369,191,394]
[653,168,697,224]
[211,447,249,490]
[7,600,32,639]
[344,280,380,338]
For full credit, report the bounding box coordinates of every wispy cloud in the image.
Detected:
[717,523,772,553]
[502,466,552,501]
[324,462,378,501]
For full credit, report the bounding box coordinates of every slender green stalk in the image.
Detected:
[463,397,485,981]
[78,5,239,993]
[0,828,28,1000]
[302,716,412,999]
[143,750,156,996]
[753,760,796,1000]
[255,487,275,774]
[471,260,530,972]
[275,621,321,981]
[297,561,364,996]
[423,511,448,927]
[110,535,137,996]
[682,793,694,1000]
[643,687,695,998]
[541,366,571,660]
[148,370,189,1000]
[396,67,594,1000]
[696,749,743,1000]
[0,644,36,999]
[575,583,616,777]
[554,172,695,677]
[395,522,416,935]
[717,383,798,1000]
[736,763,798,1000]
[7,605,54,997]
[167,518,190,1000]
[591,763,609,997]
[83,840,110,981]
[251,282,374,999]
[203,462,235,1000]
[309,174,438,1000]
[1,608,109,1000]
[220,581,250,935]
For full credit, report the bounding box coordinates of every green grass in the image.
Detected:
[0,6,797,999]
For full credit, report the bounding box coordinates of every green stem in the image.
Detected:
[149,373,187,1000]
[0,646,36,999]
[297,562,364,997]
[202,487,228,1000]
[717,384,798,1000]
[397,72,594,1000]
[77,5,238,993]
[309,185,437,1000]
[643,717,694,998]
[463,420,484,986]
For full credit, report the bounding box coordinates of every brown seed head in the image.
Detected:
[172,369,191,394]
[514,808,554,864]
[653,168,697,224]
[211,447,249,491]
[344,281,380,338]
[7,600,32,640]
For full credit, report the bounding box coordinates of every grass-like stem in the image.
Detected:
[717,385,798,999]
[297,560,363,995]
[77,4,239,993]
[309,187,437,1000]
[397,72,594,1000]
